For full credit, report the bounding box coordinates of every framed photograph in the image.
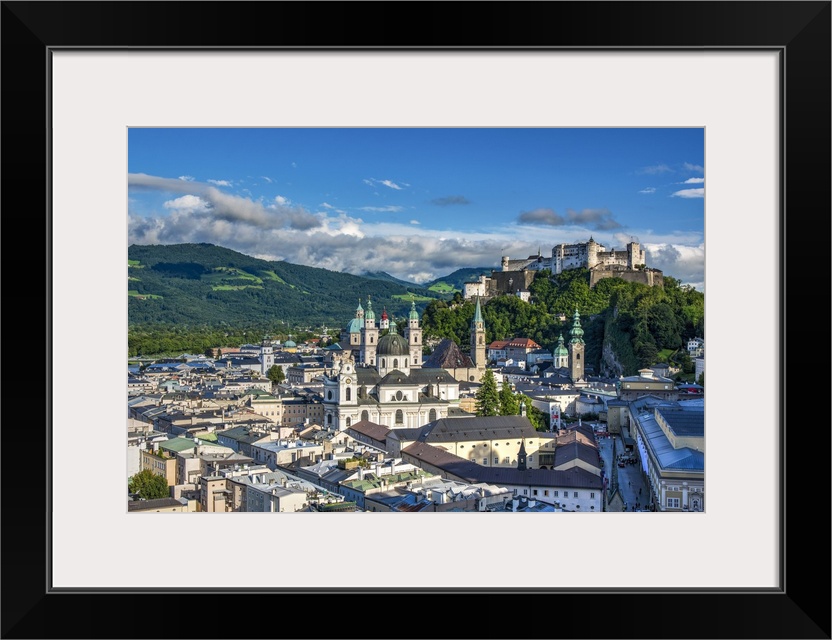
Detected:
[3,1,829,638]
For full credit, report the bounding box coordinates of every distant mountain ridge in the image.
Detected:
[128,243,476,328]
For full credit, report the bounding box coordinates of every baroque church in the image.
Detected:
[323,297,489,430]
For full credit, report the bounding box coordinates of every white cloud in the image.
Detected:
[671,188,705,198]
[320,202,335,209]
[163,194,210,214]
[274,195,291,206]
[358,206,404,213]
[643,242,705,291]
[129,173,704,292]
[291,162,297,169]
[639,187,656,194]
[364,178,406,191]
[682,177,704,184]
[129,173,321,231]
[207,179,232,187]
[178,175,195,182]
[683,162,704,173]
[639,164,672,175]
[261,176,274,183]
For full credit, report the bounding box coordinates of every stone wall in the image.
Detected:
[589,267,663,289]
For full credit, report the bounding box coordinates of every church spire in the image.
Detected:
[569,308,585,344]
[517,438,528,471]
[470,296,486,370]
[472,296,484,326]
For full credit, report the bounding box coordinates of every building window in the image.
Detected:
[523,489,527,495]
[346,388,351,401]
[554,491,558,497]
[590,492,595,498]
[493,457,498,464]
[667,497,680,508]
[573,492,578,498]
[503,457,510,464]
[395,410,403,424]
[544,490,549,497]
[393,359,399,368]
[361,410,369,421]
[483,458,488,465]
[533,489,538,496]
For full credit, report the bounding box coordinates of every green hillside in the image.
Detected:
[128,243,445,330]
[420,268,704,378]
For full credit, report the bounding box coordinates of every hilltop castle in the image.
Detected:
[464,237,663,299]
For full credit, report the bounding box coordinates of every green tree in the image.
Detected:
[498,380,520,416]
[267,364,285,385]
[697,372,704,387]
[475,369,500,416]
[128,468,169,500]
[519,395,548,431]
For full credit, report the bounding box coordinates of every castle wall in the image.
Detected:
[490,270,536,295]
[589,268,664,289]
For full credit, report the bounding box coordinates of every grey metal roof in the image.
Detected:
[632,404,704,474]
[553,440,600,467]
[402,441,603,489]
[656,406,704,438]
[422,415,537,444]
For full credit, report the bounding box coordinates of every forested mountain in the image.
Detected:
[420,268,704,378]
[128,243,453,329]
[360,271,419,287]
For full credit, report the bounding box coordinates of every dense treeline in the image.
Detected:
[127,324,337,358]
[420,269,704,377]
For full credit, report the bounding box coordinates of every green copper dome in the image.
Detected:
[553,333,569,357]
[365,297,376,321]
[409,299,419,321]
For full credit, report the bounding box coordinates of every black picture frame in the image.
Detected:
[2,2,829,639]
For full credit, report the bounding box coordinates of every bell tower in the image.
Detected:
[405,299,423,368]
[470,296,486,368]
[568,308,585,382]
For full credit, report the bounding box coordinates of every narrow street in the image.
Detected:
[594,424,652,512]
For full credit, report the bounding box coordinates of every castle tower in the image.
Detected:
[501,256,510,271]
[587,236,600,269]
[553,333,569,369]
[404,299,423,368]
[361,296,379,366]
[380,307,389,330]
[627,241,643,268]
[470,296,487,369]
[568,308,586,382]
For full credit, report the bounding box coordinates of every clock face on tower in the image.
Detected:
[344,378,352,385]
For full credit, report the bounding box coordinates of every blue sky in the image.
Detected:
[128,127,705,290]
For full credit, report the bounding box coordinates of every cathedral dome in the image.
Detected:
[377,330,409,356]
